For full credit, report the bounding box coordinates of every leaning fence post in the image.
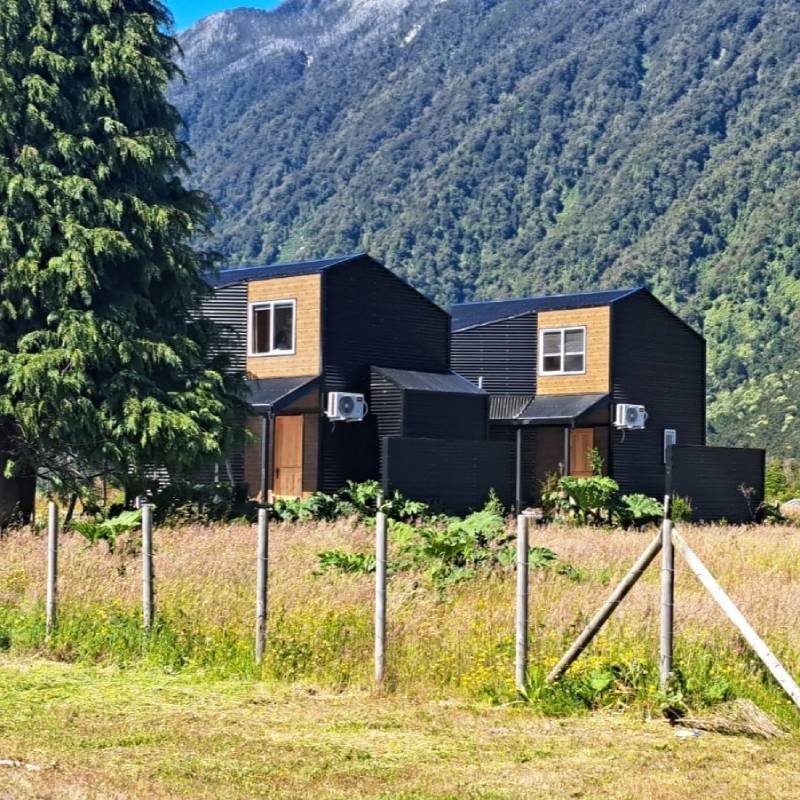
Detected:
[141,503,154,632]
[515,514,529,694]
[375,504,388,686]
[255,507,269,665]
[46,501,58,637]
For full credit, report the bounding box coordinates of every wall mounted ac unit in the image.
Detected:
[614,403,648,430]
[326,392,368,422]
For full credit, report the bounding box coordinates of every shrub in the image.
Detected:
[151,482,259,526]
[615,494,663,529]
[543,475,619,526]
[70,510,142,551]
[671,495,693,523]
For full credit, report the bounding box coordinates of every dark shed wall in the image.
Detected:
[403,392,488,440]
[611,292,706,499]
[323,257,450,393]
[382,437,514,515]
[451,314,537,394]
[490,426,538,506]
[672,445,765,523]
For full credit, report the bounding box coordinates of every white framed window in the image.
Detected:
[539,326,586,375]
[248,300,296,356]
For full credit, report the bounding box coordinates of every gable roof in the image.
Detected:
[206,253,367,289]
[450,287,642,331]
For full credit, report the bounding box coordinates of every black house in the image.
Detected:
[202,254,512,512]
[451,287,765,522]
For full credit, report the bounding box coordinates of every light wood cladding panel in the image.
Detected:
[537,306,610,395]
[247,275,321,378]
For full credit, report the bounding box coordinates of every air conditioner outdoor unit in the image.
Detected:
[326,391,368,422]
[614,403,648,430]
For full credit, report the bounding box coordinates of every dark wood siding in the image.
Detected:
[319,257,450,492]
[199,282,247,374]
[450,314,537,394]
[672,445,765,523]
[322,257,450,394]
[382,437,514,515]
[403,392,488,440]
[610,292,706,498]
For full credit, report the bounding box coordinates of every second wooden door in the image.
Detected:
[273,415,304,497]
[570,428,595,478]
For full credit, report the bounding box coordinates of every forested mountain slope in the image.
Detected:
[173,0,800,455]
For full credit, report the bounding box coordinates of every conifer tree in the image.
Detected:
[0,0,242,519]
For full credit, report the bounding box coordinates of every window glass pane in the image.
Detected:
[273,303,294,351]
[543,355,562,372]
[542,331,562,356]
[564,328,584,354]
[564,353,584,373]
[253,307,271,353]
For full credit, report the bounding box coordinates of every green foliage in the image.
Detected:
[150,482,259,526]
[616,494,664,529]
[765,459,800,503]
[543,476,619,526]
[316,550,376,575]
[70,510,141,550]
[0,0,246,507]
[270,482,430,524]
[670,495,694,523]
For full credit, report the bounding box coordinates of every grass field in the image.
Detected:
[0,519,799,797]
[1,657,799,800]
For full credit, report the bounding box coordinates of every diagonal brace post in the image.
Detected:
[547,532,662,683]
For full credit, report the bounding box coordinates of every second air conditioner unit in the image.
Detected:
[326,392,368,422]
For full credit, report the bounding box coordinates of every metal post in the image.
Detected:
[547,532,663,682]
[515,427,523,512]
[255,507,269,665]
[375,507,388,685]
[562,427,570,476]
[660,444,674,689]
[515,514,529,693]
[46,501,58,637]
[141,503,154,632]
[259,415,269,502]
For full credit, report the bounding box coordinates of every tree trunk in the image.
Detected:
[0,463,35,528]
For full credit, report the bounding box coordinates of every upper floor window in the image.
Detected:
[249,300,295,356]
[540,326,586,375]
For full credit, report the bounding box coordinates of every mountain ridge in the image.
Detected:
[172,0,800,456]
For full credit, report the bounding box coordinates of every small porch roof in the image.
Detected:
[373,366,485,395]
[491,393,611,426]
[247,375,320,413]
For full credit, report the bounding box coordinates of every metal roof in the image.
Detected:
[247,375,320,412]
[373,367,485,395]
[207,253,367,288]
[517,393,610,425]
[490,392,610,425]
[450,287,642,332]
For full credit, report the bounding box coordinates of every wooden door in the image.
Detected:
[273,415,304,497]
[570,428,595,478]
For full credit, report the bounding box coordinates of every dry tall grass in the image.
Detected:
[1,519,798,721]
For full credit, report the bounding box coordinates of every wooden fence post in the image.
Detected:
[46,501,58,637]
[375,507,387,686]
[141,503,154,632]
[255,507,269,665]
[660,444,675,689]
[515,514,529,693]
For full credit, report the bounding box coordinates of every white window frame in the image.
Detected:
[539,325,587,376]
[248,299,296,357]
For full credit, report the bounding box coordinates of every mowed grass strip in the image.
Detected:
[0,658,799,800]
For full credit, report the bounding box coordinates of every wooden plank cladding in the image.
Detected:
[537,306,610,396]
[247,274,321,378]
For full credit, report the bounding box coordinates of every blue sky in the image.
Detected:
[167,1,283,31]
